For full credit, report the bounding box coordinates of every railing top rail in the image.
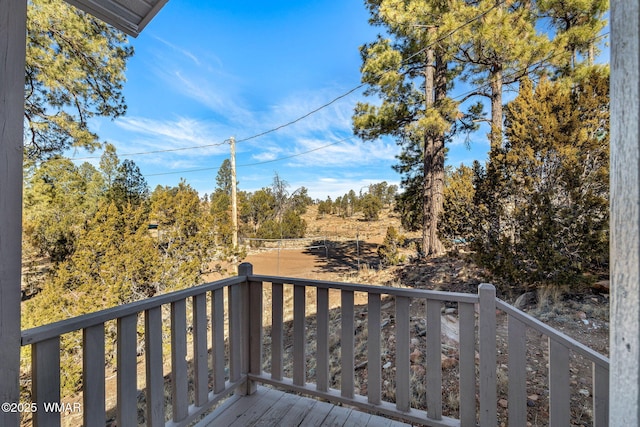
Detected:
[21,276,245,346]
[496,299,610,368]
[248,274,480,304]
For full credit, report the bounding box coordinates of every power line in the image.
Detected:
[402,0,508,63]
[238,135,358,167]
[144,135,357,177]
[235,88,365,144]
[67,87,364,161]
[68,6,607,173]
[450,32,610,104]
[70,140,229,160]
[69,2,507,162]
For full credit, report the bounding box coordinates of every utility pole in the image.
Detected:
[230,136,238,248]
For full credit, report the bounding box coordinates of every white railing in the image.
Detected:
[20,263,609,426]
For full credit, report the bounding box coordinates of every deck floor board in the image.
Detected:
[197,386,412,427]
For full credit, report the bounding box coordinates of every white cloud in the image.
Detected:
[115,116,230,157]
[281,136,398,168]
[152,36,203,66]
[250,149,280,162]
[295,176,401,200]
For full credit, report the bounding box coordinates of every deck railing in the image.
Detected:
[20,262,609,426]
[21,275,249,427]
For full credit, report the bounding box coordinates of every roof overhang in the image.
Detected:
[64,0,169,37]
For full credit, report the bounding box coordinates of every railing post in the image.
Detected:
[0,1,27,426]
[32,338,61,427]
[239,262,261,395]
[478,283,497,426]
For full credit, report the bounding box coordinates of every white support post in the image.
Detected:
[0,1,26,426]
[611,1,640,424]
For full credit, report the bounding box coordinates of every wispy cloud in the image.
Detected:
[277,136,398,168]
[152,36,203,66]
[146,39,255,126]
[115,116,230,157]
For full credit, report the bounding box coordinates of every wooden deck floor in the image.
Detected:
[197,386,413,427]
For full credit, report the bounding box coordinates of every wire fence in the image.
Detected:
[240,236,329,256]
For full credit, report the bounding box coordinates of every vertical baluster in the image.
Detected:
[212,288,225,393]
[272,282,284,381]
[240,271,250,390]
[316,287,329,392]
[341,290,355,399]
[426,299,442,420]
[83,324,105,426]
[508,315,527,427]
[396,296,410,412]
[458,302,476,427]
[248,275,263,394]
[593,363,609,426]
[145,307,164,427]
[367,293,381,405]
[549,338,570,427]
[193,294,208,406]
[293,284,306,386]
[229,284,241,384]
[171,300,188,421]
[117,314,138,427]
[478,284,497,426]
[32,337,60,427]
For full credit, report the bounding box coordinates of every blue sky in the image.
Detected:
[72,1,606,200]
[68,0,492,200]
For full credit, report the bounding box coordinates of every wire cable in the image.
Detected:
[67,5,607,174]
[144,135,357,177]
[70,1,508,162]
[450,31,610,104]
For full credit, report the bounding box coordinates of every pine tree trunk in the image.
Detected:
[490,66,503,150]
[429,51,447,257]
[421,41,446,258]
[422,45,434,257]
[487,66,504,245]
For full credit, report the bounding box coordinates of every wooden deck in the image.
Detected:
[198,386,412,427]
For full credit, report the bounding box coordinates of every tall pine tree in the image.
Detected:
[354,0,460,256]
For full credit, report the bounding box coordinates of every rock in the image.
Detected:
[442,357,458,370]
[514,291,537,310]
[579,389,590,397]
[444,307,457,315]
[577,311,587,320]
[592,280,610,293]
[498,399,508,408]
[383,361,392,369]
[411,365,426,376]
[528,394,539,401]
[410,349,423,364]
